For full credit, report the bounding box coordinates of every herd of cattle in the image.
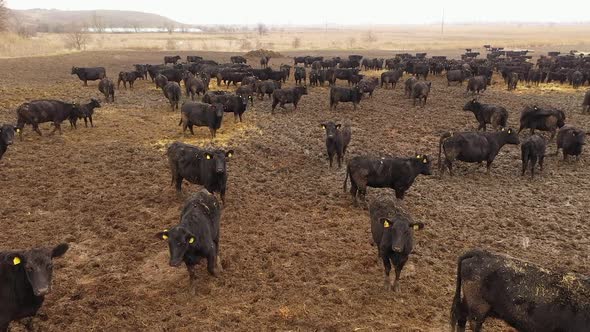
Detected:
[1,48,590,331]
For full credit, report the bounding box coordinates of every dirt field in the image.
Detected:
[0,50,589,331]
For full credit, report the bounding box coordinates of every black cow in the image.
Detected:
[0,124,15,161]
[71,66,106,86]
[256,80,281,100]
[572,71,584,89]
[166,142,233,202]
[179,102,224,138]
[187,56,203,63]
[155,74,168,89]
[446,69,469,86]
[358,77,379,97]
[147,64,167,81]
[334,68,360,85]
[294,56,307,66]
[438,128,520,176]
[183,73,206,101]
[133,64,148,80]
[413,63,429,79]
[518,106,566,141]
[271,86,308,113]
[0,244,69,332]
[117,71,141,89]
[69,98,101,129]
[321,121,352,168]
[463,100,508,131]
[369,199,424,292]
[16,100,82,139]
[555,125,585,160]
[344,154,432,204]
[159,68,184,84]
[507,72,519,91]
[583,90,590,113]
[521,134,546,178]
[230,56,247,64]
[405,76,417,98]
[260,56,270,68]
[411,81,431,107]
[280,64,291,79]
[155,190,222,295]
[294,67,306,85]
[164,55,181,64]
[203,93,248,123]
[163,82,181,112]
[381,70,403,89]
[450,249,590,332]
[98,78,115,102]
[236,85,254,106]
[466,75,488,95]
[330,86,362,111]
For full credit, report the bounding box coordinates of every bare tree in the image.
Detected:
[292,37,301,49]
[164,22,175,34]
[347,37,356,49]
[65,27,90,50]
[131,23,142,33]
[92,11,105,33]
[256,23,268,36]
[364,30,377,43]
[0,0,7,31]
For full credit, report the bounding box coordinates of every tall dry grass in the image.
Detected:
[1,24,590,58]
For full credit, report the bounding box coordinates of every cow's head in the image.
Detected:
[70,67,78,75]
[321,121,341,141]
[5,244,69,296]
[412,154,432,175]
[572,129,586,146]
[156,226,196,267]
[0,124,16,146]
[500,128,520,145]
[201,149,234,175]
[463,99,480,111]
[379,216,424,253]
[210,103,225,119]
[89,98,101,109]
[556,110,566,128]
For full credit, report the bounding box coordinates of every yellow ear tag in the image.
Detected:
[13,257,21,265]
[162,234,168,240]
[413,225,420,231]
[416,155,421,159]
[227,152,233,157]
[508,129,512,134]
[189,237,195,244]
[206,155,211,160]
[16,129,20,133]
[501,128,505,131]
[422,158,428,164]
[383,221,390,228]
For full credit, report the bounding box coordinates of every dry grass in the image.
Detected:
[1,24,590,58]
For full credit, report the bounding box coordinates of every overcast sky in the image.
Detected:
[8,0,590,25]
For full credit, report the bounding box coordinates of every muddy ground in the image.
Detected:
[1,51,589,331]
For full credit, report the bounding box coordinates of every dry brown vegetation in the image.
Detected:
[1,24,590,58]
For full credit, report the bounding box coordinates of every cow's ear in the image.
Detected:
[410,222,425,231]
[7,253,24,266]
[156,229,169,240]
[225,150,234,158]
[379,218,391,228]
[471,99,476,103]
[51,243,69,258]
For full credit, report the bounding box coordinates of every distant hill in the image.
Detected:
[10,9,194,32]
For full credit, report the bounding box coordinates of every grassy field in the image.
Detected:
[2,24,590,58]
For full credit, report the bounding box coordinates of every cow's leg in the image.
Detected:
[207,254,219,277]
[234,113,238,123]
[447,159,454,176]
[209,128,216,139]
[382,256,392,291]
[175,176,183,193]
[549,129,556,142]
[51,123,62,135]
[337,151,343,169]
[186,264,198,295]
[392,259,407,292]
[485,160,493,174]
[530,156,538,178]
[84,117,89,128]
[539,155,545,172]
[84,80,88,86]
[89,116,93,128]
[189,125,195,136]
[521,156,528,176]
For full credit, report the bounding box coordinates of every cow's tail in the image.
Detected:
[438,132,453,173]
[450,250,481,332]
[343,164,349,192]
